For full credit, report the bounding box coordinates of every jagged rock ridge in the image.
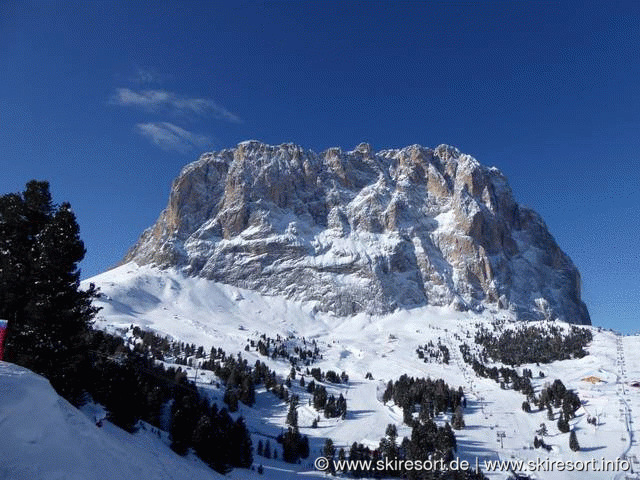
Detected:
[123,141,590,324]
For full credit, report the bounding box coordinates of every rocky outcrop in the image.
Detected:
[123,141,591,324]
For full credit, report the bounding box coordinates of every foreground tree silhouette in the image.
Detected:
[0,181,99,402]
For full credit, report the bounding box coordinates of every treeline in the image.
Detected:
[382,375,464,426]
[528,380,583,453]
[279,393,311,464]
[86,330,253,473]
[323,373,485,479]
[460,342,582,422]
[474,323,592,366]
[247,333,322,366]
[324,421,472,479]
[0,183,259,475]
[129,326,351,456]
[130,327,352,462]
[307,366,349,384]
[303,379,348,418]
[532,379,581,432]
[460,343,536,397]
[126,325,296,410]
[416,340,450,364]
[128,325,206,362]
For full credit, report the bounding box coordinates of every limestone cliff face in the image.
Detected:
[123,141,590,324]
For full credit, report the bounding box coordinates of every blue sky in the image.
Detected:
[1,1,638,332]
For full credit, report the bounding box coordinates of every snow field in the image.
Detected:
[81,264,640,479]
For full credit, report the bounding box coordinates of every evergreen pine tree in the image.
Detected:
[409,419,438,464]
[192,414,215,465]
[0,181,99,402]
[383,380,393,404]
[547,404,554,420]
[569,430,580,451]
[440,421,457,453]
[322,438,335,474]
[224,388,239,412]
[239,376,255,406]
[452,406,465,429]
[171,393,199,456]
[286,399,299,427]
[281,427,300,463]
[264,440,272,459]
[557,415,570,433]
[300,434,310,459]
[230,417,253,468]
[337,393,347,419]
[379,424,399,461]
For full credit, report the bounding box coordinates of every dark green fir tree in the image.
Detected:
[0,181,99,402]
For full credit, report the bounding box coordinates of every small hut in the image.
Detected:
[582,376,603,384]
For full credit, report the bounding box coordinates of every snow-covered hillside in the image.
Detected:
[80,264,640,479]
[0,361,223,480]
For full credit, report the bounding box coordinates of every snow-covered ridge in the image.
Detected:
[123,141,590,324]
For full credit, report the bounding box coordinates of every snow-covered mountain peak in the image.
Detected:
[123,141,590,324]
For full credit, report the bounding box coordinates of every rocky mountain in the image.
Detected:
[123,141,590,324]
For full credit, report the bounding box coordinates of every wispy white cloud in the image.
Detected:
[131,67,163,85]
[136,122,212,153]
[112,88,241,123]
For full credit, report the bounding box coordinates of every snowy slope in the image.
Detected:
[81,264,640,479]
[0,361,223,480]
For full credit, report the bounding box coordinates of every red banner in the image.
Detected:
[0,320,7,361]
